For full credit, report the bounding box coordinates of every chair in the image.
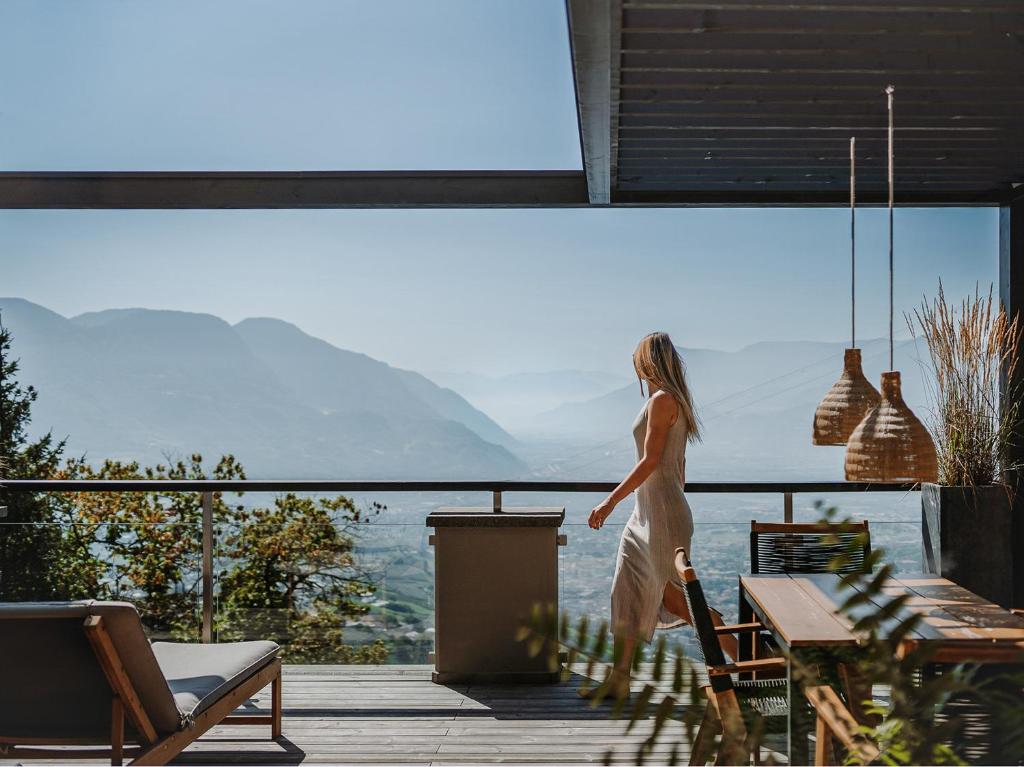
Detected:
[750,520,871,575]
[905,643,1024,765]
[676,550,789,766]
[0,601,283,766]
[805,685,880,766]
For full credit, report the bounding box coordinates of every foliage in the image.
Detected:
[215,491,388,663]
[818,506,968,765]
[909,282,1023,487]
[50,455,389,662]
[0,316,66,600]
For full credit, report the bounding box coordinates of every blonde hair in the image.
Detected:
[633,332,701,443]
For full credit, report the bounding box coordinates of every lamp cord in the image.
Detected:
[850,136,856,350]
[887,85,895,372]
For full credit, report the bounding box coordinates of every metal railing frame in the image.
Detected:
[0,479,917,642]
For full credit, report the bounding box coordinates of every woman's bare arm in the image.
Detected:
[588,391,677,529]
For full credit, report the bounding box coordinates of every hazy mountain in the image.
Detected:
[0,298,523,479]
[428,369,631,433]
[528,339,936,480]
[539,339,931,440]
[233,318,516,449]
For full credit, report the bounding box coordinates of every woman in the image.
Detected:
[586,332,735,697]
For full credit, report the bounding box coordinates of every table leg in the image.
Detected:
[787,648,818,767]
[739,583,754,662]
[738,579,755,681]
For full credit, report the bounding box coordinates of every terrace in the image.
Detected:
[3,1,1024,766]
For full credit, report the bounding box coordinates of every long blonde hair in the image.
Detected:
[633,331,701,443]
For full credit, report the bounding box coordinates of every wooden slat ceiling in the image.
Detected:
[568,0,1024,205]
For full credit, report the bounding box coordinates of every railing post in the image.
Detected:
[492,490,502,513]
[201,491,214,643]
[783,492,794,523]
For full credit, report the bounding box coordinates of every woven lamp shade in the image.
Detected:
[812,348,881,445]
[845,371,938,483]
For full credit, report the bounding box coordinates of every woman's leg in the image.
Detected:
[612,634,636,679]
[580,633,635,699]
[661,583,739,661]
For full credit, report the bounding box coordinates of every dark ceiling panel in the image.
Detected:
[569,0,1024,204]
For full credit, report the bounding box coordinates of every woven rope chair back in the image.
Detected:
[928,663,1004,763]
[678,555,735,695]
[750,521,871,575]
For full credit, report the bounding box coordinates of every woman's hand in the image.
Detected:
[588,498,617,530]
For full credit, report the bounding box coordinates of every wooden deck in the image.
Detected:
[175,664,699,765]
[2,663,792,765]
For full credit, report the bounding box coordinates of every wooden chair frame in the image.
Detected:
[0,616,283,766]
[677,550,787,766]
[805,685,880,766]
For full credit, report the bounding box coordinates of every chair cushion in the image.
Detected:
[152,640,279,720]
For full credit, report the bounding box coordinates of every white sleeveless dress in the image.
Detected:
[610,398,694,642]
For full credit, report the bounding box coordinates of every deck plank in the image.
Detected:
[2,665,713,766]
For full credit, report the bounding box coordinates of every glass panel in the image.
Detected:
[793,491,924,570]
[1,515,202,641]
[3,488,923,663]
[212,491,472,664]
[0,0,580,171]
[558,493,923,661]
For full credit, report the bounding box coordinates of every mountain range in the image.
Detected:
[1,297,938,483]
[0,298,523,478]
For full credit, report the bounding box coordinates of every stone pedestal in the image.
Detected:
[427,507,565,684]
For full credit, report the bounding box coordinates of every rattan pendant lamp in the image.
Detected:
[844,86,937,483]
[812,137,881,445]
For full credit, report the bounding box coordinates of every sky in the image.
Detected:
[0,0,579,170]
[0,1,1000,377]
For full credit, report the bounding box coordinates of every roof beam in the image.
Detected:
[566,0,619,204]
[0,171,589,209]
[612,189,1006,206]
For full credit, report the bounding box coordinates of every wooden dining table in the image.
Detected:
[738,572,1024,765]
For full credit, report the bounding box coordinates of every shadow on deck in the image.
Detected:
[172,664,703,765]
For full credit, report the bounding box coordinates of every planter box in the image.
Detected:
[922,483,1015,607]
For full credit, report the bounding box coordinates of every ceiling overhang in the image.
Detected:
[567,0,1024,206]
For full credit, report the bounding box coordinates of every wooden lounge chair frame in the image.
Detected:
[0,615,282,766]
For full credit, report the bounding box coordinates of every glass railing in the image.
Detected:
[1,482,923,664]
[0,518,203,642]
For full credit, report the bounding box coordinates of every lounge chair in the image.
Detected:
[0,600,282,766]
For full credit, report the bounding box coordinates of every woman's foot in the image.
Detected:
[578,671,631,701]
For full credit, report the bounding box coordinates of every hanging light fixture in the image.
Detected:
[845,86,937,483]
[812,137,881,445]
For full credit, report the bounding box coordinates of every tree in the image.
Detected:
[216,492,388,663]
[0,315,66,600]
[52,454,248,639]
[53,455,388,661]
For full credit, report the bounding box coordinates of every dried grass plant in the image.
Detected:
[909,282,1023,487]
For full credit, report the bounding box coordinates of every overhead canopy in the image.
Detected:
[567,0,1024,205]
